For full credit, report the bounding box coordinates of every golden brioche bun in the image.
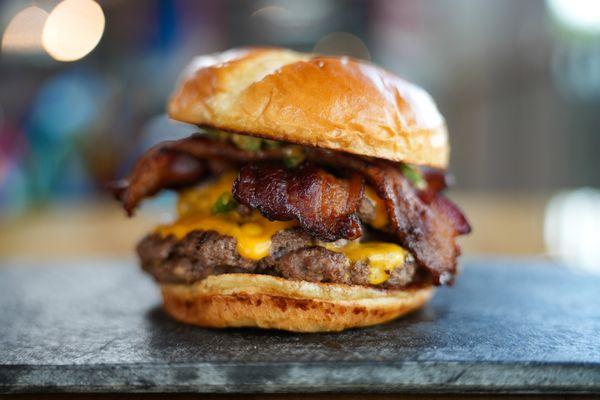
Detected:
[161,273,433,332]
[168,47,449,168]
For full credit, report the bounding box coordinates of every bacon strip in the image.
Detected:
[418,167,449,204]
[108,135,286,215]
[304,149,470,284]
[432,193,471,236]
[233,163,364,241]
[109,147,207,216]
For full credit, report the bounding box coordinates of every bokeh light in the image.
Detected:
[547,0,600,34]
[250,6,290,20]
[250,1,334,29]
[1,6,48,54]
[29,70,106,139]
[313,31,370,60]
[545,189,600,273]
[42,0,105,62]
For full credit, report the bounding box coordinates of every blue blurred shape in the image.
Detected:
[28,69,107,141]
[23,68,110,202]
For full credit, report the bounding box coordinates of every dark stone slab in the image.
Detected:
[0,258,599,394]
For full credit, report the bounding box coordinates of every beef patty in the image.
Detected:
[138,228,419,289]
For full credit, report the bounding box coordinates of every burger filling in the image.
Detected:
[110,130,470,289]
[137,172,420,288]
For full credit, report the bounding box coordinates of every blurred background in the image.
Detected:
[1,0,600,272]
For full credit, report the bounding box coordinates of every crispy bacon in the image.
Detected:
[109,147,207,216]
[109,135,286,215]
[421,167,450,193]
[304,149,470,284]
[233,163,364,241]
[418,167,450,204]
[432,193,471,236]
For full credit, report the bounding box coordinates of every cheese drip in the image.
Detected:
[156,172,295,260]
[325,241,408,285]
[364,186,389,229]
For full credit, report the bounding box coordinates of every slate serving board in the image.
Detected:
[0,258,599,394]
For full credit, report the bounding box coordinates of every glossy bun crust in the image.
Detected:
[161,273,433,332]
[168,48,449,168]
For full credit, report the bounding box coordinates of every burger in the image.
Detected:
[110,47,470,332]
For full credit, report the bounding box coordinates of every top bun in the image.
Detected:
[168,47,449,168]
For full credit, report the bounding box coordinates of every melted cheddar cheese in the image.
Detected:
[156,215,295,260]
[176,172,238,219]
[364,186,388,229]
[325,241,408,284]
[156,172,295,260]
[156,172,408,285]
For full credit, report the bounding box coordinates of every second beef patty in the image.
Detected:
[138,228,419,289]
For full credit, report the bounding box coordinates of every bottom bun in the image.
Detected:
[160,273,434,332]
